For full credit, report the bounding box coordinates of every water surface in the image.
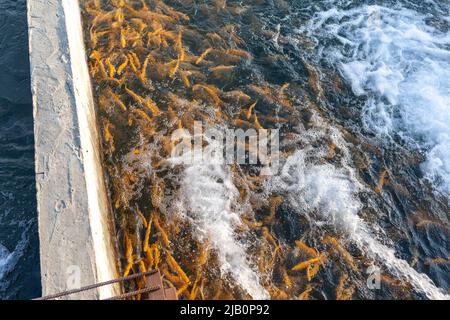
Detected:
[0,0,41,300]
[81,0,449,300]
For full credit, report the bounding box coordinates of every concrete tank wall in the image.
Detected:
[28,0,121,299]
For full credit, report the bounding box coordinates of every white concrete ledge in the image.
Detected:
[28,0,121,299]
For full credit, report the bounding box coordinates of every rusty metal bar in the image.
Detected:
[34,270,158,300]
[102,286,161,300]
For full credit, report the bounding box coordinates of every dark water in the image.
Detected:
[0,0,447,300]
[81,0,449,300]
[0,0,41,299]
[248,0,450,285]
[241,0,450,298]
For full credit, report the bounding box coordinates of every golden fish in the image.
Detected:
[120,28,127,48]
[295,240,318,258]
[140,55,151,80]
[117,55,129,75]
[336,273,355,300]
[89,50,102,62]
[125,4,175,24]
[298,284,313,300]
[132,108,152,123]
[374,169,388,193]
[130,18,148,33]
[103,122,113,143]
[192,84,222,106]
[225,90,251,104]
[105,58,116,78]
[166,250,191,284]
[151,243,160,268]
[123,233,134,277]
[254,113,263,129]
[425,257,450,265]
[169,57,180,78]
[144,97,161,117]
[155,0,190,21]
[209,65,236,78]
[130,51,141,69]
[153,214,170,247]
[323,236,358,271]
[226,48,251,59]
[143,213,153,253]
[109,90,127,112]
[180,70,191,88]
[195,48,212,65]
[245,101,257,120]
[137,208,148,228]
[291,257,320,272]
[125,87,145,104]
[176,283,189,297]
[138,260,147,274]
[127,53,138,73]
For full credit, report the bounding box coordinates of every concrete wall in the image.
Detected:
[28,0,121,299]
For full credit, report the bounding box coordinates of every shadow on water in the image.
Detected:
[0,0,41,299]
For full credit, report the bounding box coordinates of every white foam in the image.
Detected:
[300,4,450,195]
[272,149,449,300]
[0,236,27,292]
[271,149,363,233]
[354,229,449,300]
[175,139,269,300]
[0,244,11,282]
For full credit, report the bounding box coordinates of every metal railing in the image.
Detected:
[34,270,159,300]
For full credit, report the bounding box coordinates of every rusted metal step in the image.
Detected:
[142,270,177,300]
